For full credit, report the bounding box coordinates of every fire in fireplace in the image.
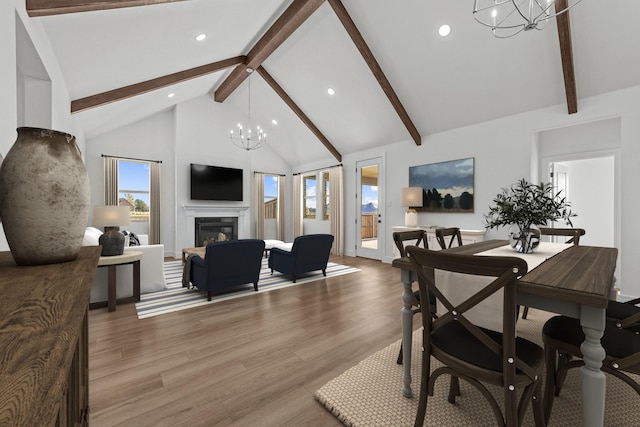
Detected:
[195,217,238,246]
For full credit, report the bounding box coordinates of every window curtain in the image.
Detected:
[254,172,265,239]
[103,156,119,205]
[277,176,285,241]
[149,161,161,244]
[293,174,303,237]
[329,165,344,256]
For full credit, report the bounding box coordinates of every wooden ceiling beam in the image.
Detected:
[71,56,246,113]
[555,0,578,114]
[327,0,421,146]
[214,0,326,103]
[26,0,189,16]
[256,66,342,162]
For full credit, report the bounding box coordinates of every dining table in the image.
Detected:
[392,239,618,427]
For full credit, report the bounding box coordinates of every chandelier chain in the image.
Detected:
[229,67,266,151]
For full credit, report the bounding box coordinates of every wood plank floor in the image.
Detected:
[88,256,406,426]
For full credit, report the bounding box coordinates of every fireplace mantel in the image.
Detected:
[182,205,250,216]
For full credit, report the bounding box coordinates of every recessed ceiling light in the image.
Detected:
[195,33,206,41]
[438,25,451,37]
[271,119,278,125]
[327,88,335,96]
[168,93,175,98]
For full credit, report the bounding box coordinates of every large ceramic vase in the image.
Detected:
[0,127,90,265]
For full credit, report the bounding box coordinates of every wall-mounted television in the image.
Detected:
[190,163,243,201]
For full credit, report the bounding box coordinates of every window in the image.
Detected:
[303,174,316,219]
[118,160,150,223]
[264,175,278,219]
[322,171,330,220]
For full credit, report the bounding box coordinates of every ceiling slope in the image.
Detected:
[31,1,640,165]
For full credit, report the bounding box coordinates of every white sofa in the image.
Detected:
[83,227,166,304]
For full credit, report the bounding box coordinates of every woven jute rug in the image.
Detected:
[315,309,640,426]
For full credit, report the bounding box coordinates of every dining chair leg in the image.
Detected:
[543,344,558,425]
[447,376,460,403]
[522,306,530,319]
[414,350,431,427]
[531,380,546,427]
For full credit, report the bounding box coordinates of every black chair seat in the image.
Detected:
[543,315,640,360]
[433,321,543,373]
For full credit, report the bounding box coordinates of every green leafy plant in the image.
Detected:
[484,178,576,231]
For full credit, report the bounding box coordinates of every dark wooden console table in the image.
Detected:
[0,246,100,426]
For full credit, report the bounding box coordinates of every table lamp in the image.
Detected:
[400,187,422,227]
[92,205,131,256]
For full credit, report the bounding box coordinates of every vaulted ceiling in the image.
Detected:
[27,0,640,167]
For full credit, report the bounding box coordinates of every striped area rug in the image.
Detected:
[135,259,360,319]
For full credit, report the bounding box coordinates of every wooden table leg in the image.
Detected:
[580,305,607,427]
[133,260,141,301]
[107,264,117,312]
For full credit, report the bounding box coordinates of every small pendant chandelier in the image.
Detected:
[473,0,583,38]
[230,67,266,151]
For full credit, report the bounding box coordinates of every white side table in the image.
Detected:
[97,251,143,312]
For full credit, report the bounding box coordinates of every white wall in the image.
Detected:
[1,3,81,252]
[557,157,615,247]
[173,96,291,256]
[338,86,640,300]
[84,108,177,256]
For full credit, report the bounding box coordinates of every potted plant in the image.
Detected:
[484,178,576,253]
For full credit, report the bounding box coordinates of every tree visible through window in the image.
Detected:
[264,175,278,219]
[303,175,316,219]
[118,160,150,223]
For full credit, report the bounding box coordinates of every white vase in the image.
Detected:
[0,127,90,265]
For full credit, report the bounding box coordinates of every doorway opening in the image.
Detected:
[356,157,384,260]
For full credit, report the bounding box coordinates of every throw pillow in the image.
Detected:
[128,232,141,246]
[121,230,141,246]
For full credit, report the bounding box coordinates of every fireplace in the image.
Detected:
[195,217,238,246]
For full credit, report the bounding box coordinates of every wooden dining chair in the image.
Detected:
[542,297,640,424]
[521,227,586,319]
[538,227,585,245]
[392,230,432,364]
[407,246,545,427]
[435,227,463,250]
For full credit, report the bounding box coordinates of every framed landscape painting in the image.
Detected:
[409,157,474,212]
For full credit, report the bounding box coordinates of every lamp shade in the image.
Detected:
[92,205,131,227]
[400,187,423,207]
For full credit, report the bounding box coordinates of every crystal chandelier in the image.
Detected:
[473,0,583,38]
[230,67,266,151]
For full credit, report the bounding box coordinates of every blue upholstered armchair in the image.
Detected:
[268,234,334,283]
[190,239,265,301]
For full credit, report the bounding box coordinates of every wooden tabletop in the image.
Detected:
[392,239,618,309]
[98,250,143,266]
[518,244,618,308]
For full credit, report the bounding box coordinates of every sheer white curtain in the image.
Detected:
[329,165,344,256]
[254,172,265,239]
[293,174,303,238]
[277,176,285,241]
